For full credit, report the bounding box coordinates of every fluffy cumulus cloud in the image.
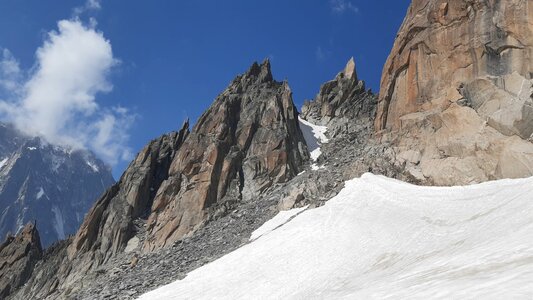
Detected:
[330,0,359,14]
[0,19,134,166]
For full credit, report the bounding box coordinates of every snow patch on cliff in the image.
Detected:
[298,116,328,162]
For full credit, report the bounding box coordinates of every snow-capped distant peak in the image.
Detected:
[298,116,329,162]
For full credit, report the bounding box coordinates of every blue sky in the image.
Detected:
[0,0,409,177]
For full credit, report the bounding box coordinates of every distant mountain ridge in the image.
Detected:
[0,122,115,247]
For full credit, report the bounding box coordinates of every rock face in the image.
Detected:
[0,123,115,247]
[0,223,42,298]
[67,124,189,266]
[69,59,308,258]
[375,0,533,185]
[302,58,375,128]
[144,59,308,251]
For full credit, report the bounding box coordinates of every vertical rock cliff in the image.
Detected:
[375,0,533,185]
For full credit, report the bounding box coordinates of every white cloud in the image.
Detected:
[0,49,22,94]
[73,0,102,16]
[86,0,101,10]
[0,19,134,166]
[330,0,359,14]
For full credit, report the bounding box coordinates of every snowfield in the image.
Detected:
[139,174,533,299]
[249,205,308,241]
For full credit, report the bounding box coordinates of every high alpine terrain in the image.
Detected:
[1,0,532,299]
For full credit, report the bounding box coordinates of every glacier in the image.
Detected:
[139,174,533,299]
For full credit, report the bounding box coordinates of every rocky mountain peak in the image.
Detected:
[144,60,308,251]
[342,57,357,81]
[242,58,273,84]
[64,60,309,273]
[301,57,375,129]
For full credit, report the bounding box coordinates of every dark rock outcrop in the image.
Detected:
[0,223,42,298]
[301,58,376,137]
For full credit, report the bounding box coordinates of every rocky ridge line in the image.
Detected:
[8,59,311,299]
[52,58,408,300]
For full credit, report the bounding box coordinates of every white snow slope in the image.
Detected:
[139,173,533,300]
[249,205,308,241]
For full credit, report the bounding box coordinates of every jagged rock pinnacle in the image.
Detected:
[301,57,372,126]
[343,57,357,80]
[245,59,273,83]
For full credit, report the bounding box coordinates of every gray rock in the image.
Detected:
[0,223,42,298]
[301,57,376,132]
